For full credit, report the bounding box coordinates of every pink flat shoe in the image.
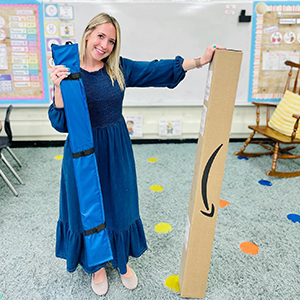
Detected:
[91,272,108,296]
[120,268,138,290]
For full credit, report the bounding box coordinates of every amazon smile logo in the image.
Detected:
[200,144,223,218]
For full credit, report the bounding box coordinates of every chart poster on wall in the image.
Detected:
[249,1,300,102]
[43,2,77,102]
[0,0,49,106]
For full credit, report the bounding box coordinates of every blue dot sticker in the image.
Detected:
[237,156,249,160]
[258,179,272,186]
[287,214,300,223]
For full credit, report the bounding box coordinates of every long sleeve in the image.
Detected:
[120,56,186,89]
[48,103,68,133]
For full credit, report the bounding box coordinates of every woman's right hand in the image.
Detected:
[51,65,70,108]
[50,65,70,87]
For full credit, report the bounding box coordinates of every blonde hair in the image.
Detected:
[79,13,125,90]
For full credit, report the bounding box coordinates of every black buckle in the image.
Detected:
[85,223,106,236]
[64,72,81,81]
[72,148,94,159]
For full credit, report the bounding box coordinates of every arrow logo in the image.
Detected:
[200,144,223,218]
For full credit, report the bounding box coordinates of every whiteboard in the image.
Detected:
[46,1,254,106]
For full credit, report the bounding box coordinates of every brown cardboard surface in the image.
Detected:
[179,49,243,299]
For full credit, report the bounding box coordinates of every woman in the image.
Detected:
[48,12,221,296]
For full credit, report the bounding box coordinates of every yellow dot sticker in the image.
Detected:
[150,185,163,192]
[54,155,63,160]
[155,222,172,234]
[165,275,180,293]
[148,158,158,163]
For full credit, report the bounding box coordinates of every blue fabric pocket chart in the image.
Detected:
[51,42,113,267]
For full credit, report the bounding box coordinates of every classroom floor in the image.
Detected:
[0,142,300,300]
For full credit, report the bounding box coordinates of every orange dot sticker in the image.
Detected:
[155,222,172,233]
[54,155,63,160]
[150,185,163,192]
[148,158,158,163]
[219,199,230,208]
[240,241,259,255]
[165,275,180,293]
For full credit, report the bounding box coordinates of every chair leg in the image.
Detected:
[1,153,24,185]
[0,168,19,197]
[266,143,300,177]
[6,146,22,167]
[271,142,279,172]
[266,142,280,177]
[240,131,256,153]
[234,131,261,157]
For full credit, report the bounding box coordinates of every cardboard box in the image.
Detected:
[179,49,243,299]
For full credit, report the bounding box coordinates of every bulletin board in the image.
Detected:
[249,1,300,102]
[0,0,49,105]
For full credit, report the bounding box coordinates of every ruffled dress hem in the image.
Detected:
[55,217,147,274]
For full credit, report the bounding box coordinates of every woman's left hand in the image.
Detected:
[182,44,226,71]
[200,44,225,66]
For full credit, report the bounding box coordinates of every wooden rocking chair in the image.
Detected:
[235,60,300,178]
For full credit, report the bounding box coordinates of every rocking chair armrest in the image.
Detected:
[292,114,300,119]
[291,114,300,140]
[252,102,278,108]
[252,102,278,126]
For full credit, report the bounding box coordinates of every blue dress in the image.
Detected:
[48,56,186,275]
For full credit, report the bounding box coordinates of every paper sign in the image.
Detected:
[199,105,207,137]
[0,74,13,92]
[45,4,58,18]
[60,23,74,37]
[184,216,191,251]
[0,44,8,69]
[262,51,300,71]
[204,70,213,101]
[159,119,182,136]
[59,5,74,20]
[124,115,143,138]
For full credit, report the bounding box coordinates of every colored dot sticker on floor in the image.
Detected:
[287,214,300,223]
[155,222,172,233]
[148,158,158,163]
[150,185,163,192]
[54,155,63,160]
[219,199,230,208]
[240,241,259,255]
[165,275,180,293]
[258,179,272,186]
[237,156,249,160]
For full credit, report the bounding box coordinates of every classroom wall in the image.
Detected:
[0,0,273,142]
[0,105,271,141]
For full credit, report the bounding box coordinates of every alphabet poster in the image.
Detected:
[249,1,300,102]
[43,2,76,102]
[0,0,49,105]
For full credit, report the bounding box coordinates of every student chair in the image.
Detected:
[0,105,24,196]
[234,60,300,178]
[1,105,22,167]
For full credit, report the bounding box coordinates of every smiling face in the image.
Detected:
[85,22,116,68]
